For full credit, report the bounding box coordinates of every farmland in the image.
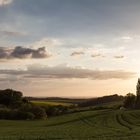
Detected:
[0,109,140,140]
[31,100,74,107]
[30,97,87,107]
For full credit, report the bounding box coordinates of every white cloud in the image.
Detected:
[121,36,133,42]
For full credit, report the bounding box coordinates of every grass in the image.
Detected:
[1,109,140,139]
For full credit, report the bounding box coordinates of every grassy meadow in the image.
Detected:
[1,109,140,140]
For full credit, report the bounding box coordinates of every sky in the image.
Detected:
[0,0,140,97]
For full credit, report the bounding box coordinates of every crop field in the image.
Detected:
[0,109,140,140]
[31,100,74,106]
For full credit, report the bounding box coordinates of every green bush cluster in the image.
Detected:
[0,108,35,120]
[42,105,68,116]
[0,104,47,120]
[0,89,47,120]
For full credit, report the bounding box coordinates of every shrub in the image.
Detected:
[0,108,10,119]
[16,111,35,120]
[42,105,68,117]
[0,109,17,119]
[19,104,47,119]
[0,108,35,120]
[29,106,47,119]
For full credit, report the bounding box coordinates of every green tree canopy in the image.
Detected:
[0,89,23,106]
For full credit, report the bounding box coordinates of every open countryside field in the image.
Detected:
[31,100,74,106]
[30,98,88,107]
[1,109,140,140]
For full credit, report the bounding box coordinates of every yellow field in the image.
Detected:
[31,100,74,106]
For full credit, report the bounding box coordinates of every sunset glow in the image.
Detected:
[0,0,140,97]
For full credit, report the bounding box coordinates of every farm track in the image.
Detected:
[27,110,140,139]
[78,110,113,127]
[121,113,140,127]
[47,110,112,127]
[115,113,132,130]
[129,112,140,121]
[78,110,125,132]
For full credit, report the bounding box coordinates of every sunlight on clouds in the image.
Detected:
[0,0,140,97]
[0,0,13,6]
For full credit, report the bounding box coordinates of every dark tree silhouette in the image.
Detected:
[0,89,23,106]
[123,93,135,109]
[135,78,140,108]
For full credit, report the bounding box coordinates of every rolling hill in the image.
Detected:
[0,109,140,139]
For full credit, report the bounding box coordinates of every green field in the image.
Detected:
[1,109,140,140]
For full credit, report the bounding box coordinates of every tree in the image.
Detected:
[123,93,136,109]
[135,78,140,108]
[0,89,23,106]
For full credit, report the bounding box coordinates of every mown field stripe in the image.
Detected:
[116,113,132,130]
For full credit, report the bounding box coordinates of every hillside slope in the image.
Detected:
[0,109,140,139]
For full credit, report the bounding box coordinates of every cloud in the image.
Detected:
[30,38,63,49]
[71,51,85,56]
[114,36,133,43]
[121,36,133,42]
[0,0,13,6]
[0,30,27,37]
[91,53,103,58]
[114,55,124,59]
[0,65,136,81]
[0,46,51,59]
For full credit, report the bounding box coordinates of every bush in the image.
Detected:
[0,108,10,119]
[29,106,47,119]
[42,105,68,117]
[0,109,17,120]
[16,111,35,120]
[0,108,35,120]
[0,104,7,109]
[19,104,47,119]
[93,106,108,110]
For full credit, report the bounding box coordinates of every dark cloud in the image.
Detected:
[0,65,136,81]
[0,46,51,59]
[91,53,103,58]
[0,47,10,59]
[71,51,84,56]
